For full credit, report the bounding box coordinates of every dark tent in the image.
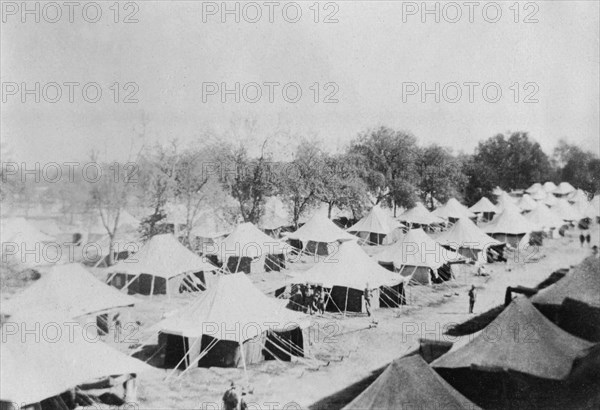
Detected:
[432,297,594,380]
[344,355,480,409]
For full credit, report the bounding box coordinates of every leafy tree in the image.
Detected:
[553,140,600,194]
[349,126,419,209]
[416,145,467,209]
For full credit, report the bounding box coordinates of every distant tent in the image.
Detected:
[107,234,218,296]
[207,222,291,273]
[1,311,152,407]
[190,207,236,241]
[432,297,594,380]
[551,198,584,222]
[525,204,566,238]
[543,181,558,193]
[398,202,444,226]
[495,192,520,214]
[285,213,356,256]
[157,272,309,368]
[532,257,600,341]
[468,197,498,222]
[525,182,543,195]
[432,198,475,222]
[437,218,505,264]
[29,219,63,236]
[258,196,291,231]
[295,241,407,312]
[530,189,547,201]
[86,210,140,236]
[568,189,589,204]
[374,228,447,285]
[1,263,137,319]
[299,202,353,225]
[347,205,402,245]
[344,355,481,410]
[1,217,55,269]
[543,193,558,206]
[517,194,538,212]
[483,207,537,248]
[553,182,576,196]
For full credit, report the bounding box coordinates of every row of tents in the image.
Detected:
[343,256,600,409]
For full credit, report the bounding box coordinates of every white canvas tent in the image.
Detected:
[553,182,576,196]
[157,272,309,369]
[206,222,291,273]
[347,205,403,245]
[259,196,291,231]
[517,194,538,212]
[398,202,443,226]
[483,207,537,248]
[526,182,543,195]
[1,263,137,319]
[525,204,566,238]
[1,217,55,269]
[551,198,584,222]
[468,197,499,222]
[285,213,356,255]
[437,218,504,264]
[543,181,558,193]
[1,311,152,407]
[374,228,447,285]
[432,198,475,221]
[294,241,407,312]
[107,234,217,296]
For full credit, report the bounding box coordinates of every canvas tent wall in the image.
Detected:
[285,213,356,256]
[347,205,402,245]
[483,207,537,248]
[517,194,538,212]
[468,197,498,222]
[437,218,505,264]
[551,198,584,223]
[374,228,448,285]
[157,273,309,369]
[525,204,566,238]
[432,198,475,223]
[0,312,151,407]
[397,202,443,227]
[295,241,407,312]
[1,264,137,323]
[543,181,558,193]
[206,222,291,273]
[258,196,291,231]
[344,355,480,410]
[532,257,600,341]
[553,181,576,196]
[106,234,217,296]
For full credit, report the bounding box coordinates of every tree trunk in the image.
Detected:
[107,234,115,266]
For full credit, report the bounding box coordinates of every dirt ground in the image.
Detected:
[3,225,599,409]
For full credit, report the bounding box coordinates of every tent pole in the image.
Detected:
[239,339,250,388]
[234,255,242,273]
[343,286,349,318]
[150,275,155,299]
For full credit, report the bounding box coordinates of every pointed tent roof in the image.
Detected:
[496,192,520,213]
[526,182,543,194]
[299,203,353,224]
[1,217,54,243]
[483,206,537,235]
[551,198,584,221]
[568,189,589,204]
[543,193,559,206]
[581,198,599,219]
[398,202,443,226]
[348,205,401,235]
[375,228,447,269]
[210,222,291,258]
[530,189,547,201]
[158,272,308,341]
[525,203,565,230]
[532,257,600,308]
[517,194,538,211]
[468,197,499,214]
[554,182,576,195]
[345,355,481,410]
[432,297,594,380]
[437,218,503,250]
[286,213,356,244]
[108,234,216,279]
[1,263,137,318]
[259,196,291,230]
[543,181,558,192]
[298,241,406,290]
[432,198,475,220]
[1,311,152,406]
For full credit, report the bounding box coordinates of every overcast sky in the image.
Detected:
[1,1,598,163]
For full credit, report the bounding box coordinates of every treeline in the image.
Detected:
[2,127,598,249]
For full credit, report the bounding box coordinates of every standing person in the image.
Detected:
[306,286,314,315]
[468,285,477,314]
[317,287,326,315]
[579,233,586,247]
[300,284,308,312]
[364,283,372,317]
[586,233,591,246]
[223,382,240,410]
